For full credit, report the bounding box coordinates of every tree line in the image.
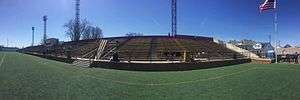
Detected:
[63,18,145,42]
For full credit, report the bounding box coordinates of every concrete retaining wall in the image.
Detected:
[23,53,251,71]
[91,59,251,71]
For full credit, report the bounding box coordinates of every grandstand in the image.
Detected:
[0,46,19,52]
[19,35,249,70]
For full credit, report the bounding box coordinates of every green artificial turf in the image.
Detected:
[0,52,300,100]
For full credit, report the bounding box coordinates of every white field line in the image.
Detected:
[82,67,258,86]
[0,53,6,68]
[255,67,300,72]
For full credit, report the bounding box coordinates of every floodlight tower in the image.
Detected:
[43,15,48,44]
[74,0,81,41]
[32,27,35,46]
[171,0,177,36]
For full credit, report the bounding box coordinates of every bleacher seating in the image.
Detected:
[19,35,245,62]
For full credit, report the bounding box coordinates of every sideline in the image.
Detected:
[0,53,6,67]
[82,67,257,86]
[255,67,300,72]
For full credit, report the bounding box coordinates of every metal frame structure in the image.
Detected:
[43,15,48,44]
[74,0,81,41]
[171,0,177,36]
[32,27,35,46]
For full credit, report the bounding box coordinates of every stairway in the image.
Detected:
[96,38,132,60]
[72,59,93,68]
[148,38,158,60]
[95,40,108,60]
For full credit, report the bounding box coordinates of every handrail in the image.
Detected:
[81,48,98,58]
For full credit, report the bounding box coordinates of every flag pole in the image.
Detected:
[274,0,278,63]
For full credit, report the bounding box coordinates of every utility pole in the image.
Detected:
[32,27,35,46]
[268,34,272,43]
[6,39,8,47]
[171,0,177,37]
[274,0,278,63]
[43,15,48,44]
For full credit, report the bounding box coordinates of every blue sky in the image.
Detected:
[0,0,299,47]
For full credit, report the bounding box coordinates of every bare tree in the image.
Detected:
[91,26,103,39]
[82,26,103,40]
[64,19,89,41]
[82,26,92,40]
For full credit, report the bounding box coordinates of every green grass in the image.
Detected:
[1,52,300,100]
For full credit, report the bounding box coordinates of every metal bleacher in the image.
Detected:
[20,35,246,64]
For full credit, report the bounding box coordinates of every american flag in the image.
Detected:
[260,0,277,12]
